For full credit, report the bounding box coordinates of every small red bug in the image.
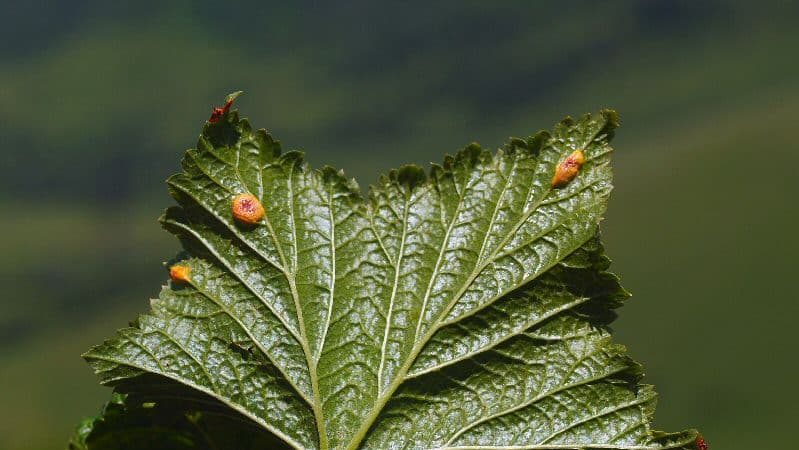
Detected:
[169,265,192,284]
[551,149,586,188]
[208,91,243,123]
[232,193,265,225]
[696,435,708,450]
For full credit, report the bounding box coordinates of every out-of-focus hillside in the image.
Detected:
[1,2,797,449]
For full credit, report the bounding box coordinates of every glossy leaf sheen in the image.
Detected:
[77,105,700,450]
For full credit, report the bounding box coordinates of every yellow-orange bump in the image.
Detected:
[170,265,192,284]
[232,193,265,225]
[551,149,586,188]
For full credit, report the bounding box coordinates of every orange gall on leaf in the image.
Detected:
[551,149,586,188]
[169,265,191,284]
[696,436,709,450]
[232,193,265,225]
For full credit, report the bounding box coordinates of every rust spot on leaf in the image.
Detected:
[696,436,708,450]
[169,265,191,284]
[232,193,265,225]
[551,149,586,188]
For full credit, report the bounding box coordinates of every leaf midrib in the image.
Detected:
[377,191,412,393]
[280,159,329,450]
[315,182,338,365]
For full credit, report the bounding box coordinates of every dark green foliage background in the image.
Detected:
[0,1,796,449]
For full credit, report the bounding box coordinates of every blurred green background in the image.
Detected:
[1,1,797,449]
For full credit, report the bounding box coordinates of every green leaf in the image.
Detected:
[74,97,702,450]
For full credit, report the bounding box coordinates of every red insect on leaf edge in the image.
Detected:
[696,435,709,450]
[208,91,243,123]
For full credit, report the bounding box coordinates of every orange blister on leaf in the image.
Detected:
[551,149,586,188]
[232,193,265,225]
[169,265,192,284]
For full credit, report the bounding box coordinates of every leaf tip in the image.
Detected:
[321,166,362,198]
[225,90,244,103]
[600,108,621,129]
[395,165,427,189]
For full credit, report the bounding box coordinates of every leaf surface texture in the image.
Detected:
[76,103,701,450]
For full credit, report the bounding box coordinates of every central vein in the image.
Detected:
[377,191,411,393]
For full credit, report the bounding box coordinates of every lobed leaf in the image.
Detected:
[74,97,701,450]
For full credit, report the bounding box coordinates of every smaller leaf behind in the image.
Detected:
[68,383,295,450]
